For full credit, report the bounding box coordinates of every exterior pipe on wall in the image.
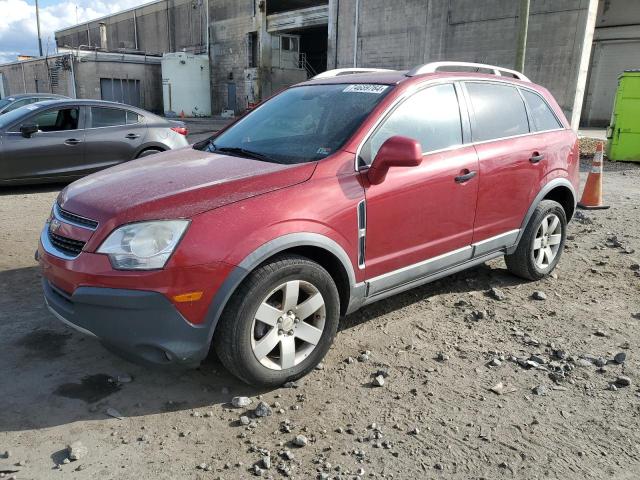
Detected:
[353,0,359,67]
[69,54,78,98]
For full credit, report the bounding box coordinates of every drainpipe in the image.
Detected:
[69,54,78,98]
[353,0,359,67]
[133,10,139,50]
[205,0,209,54]
[21,63,26,93]
[166,0,172,52]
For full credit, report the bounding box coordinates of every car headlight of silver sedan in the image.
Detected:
[97,220,189,270]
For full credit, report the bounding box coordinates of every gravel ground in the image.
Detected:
[1,157,639,480]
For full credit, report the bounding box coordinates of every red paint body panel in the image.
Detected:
[58,147,316,250]
[38,242,234,325]
[363,146,479,278]
[182,150,365,282]
[473,129,578,243]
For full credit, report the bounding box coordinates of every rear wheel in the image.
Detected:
[214,255,340,386]
[505,199,567,280]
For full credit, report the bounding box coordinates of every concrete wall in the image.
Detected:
[331,0,593,121]
[208,0,259,112]
[0,56,73,97]
[56,0,207,55]
[0,53,162,112]
[209,0,310,114]
[74,56,163,112]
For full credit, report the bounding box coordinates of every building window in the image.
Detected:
[247,32,258,68]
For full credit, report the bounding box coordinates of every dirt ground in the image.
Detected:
[1,152,640,480]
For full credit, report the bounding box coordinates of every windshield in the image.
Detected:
[196,83,392,164]
[0,99,12,111]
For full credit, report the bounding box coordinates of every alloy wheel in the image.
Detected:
[250,280,326,371]
[532,213,562,269]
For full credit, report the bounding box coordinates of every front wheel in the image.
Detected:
[213,255,340,387]
[505,199,567,281]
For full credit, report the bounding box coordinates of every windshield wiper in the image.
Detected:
[214,146,277,163]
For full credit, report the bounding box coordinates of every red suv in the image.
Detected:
[38,62,579,386]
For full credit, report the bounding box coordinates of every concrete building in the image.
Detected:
[0,51,162,112]
[3,0,635,127]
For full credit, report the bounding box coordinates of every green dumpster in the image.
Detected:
[607,70,640,162]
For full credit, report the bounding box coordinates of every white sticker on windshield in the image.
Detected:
[343,84,389,94]
[25,105,39,110]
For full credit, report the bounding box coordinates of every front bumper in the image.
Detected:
[43,278,211,365]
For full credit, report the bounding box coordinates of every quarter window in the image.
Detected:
[521,90,562,131]
[91,107,127,128]
[126,111,142,124]
[30,108,79,132]
[362,83,463,165]
[466,82,529,142]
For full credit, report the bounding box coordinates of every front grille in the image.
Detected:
[48,231,86,256]
[56,204,98,229]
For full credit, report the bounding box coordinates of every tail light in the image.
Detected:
[171,126,188,136]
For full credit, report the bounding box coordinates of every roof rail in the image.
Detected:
[406,62,530,82]
[312,68,396,79]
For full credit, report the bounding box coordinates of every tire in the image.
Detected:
[505,199,567,281]
[213,254,340,387]
[136,149,163,158]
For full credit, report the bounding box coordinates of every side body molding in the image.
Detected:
[508,177,576,254]
[203,233,363,341]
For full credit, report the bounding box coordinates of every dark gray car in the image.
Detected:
[0,99,189,185]
[0,93,69,115]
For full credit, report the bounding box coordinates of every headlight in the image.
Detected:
[97,220,189,270]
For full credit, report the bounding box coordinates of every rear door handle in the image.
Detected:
[455,170,477,183]
[530,152,545,163]
[64,138,81,146]
[125,133,140,140]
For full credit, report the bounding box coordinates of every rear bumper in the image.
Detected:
[43,278,211,366]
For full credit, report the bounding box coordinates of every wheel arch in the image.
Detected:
[204,233,364,345]
[509,177,576,254]
[133,143,167,158]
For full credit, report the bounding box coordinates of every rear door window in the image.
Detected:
[361,83,463,165]
[466,82,530,142]
[91,107,127,128]
[521,90,562,131]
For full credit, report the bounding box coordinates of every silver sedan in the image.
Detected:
[0,99,189,185]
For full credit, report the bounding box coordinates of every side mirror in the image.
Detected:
[367,135,423,185]
[20,124,38,138]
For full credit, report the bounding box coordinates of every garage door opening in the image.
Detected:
[291,26,328,78]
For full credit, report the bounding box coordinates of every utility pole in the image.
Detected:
[515,0,530,73]
[35,0,43,56]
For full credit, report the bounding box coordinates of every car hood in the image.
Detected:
[58,147,316,227]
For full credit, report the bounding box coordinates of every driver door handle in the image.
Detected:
[455,170,477,184]
[530,152,545,163]
[64,138,81,146]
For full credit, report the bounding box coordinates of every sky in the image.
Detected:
[0,0,151,63]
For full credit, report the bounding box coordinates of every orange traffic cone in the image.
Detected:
[578,141,610,210]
